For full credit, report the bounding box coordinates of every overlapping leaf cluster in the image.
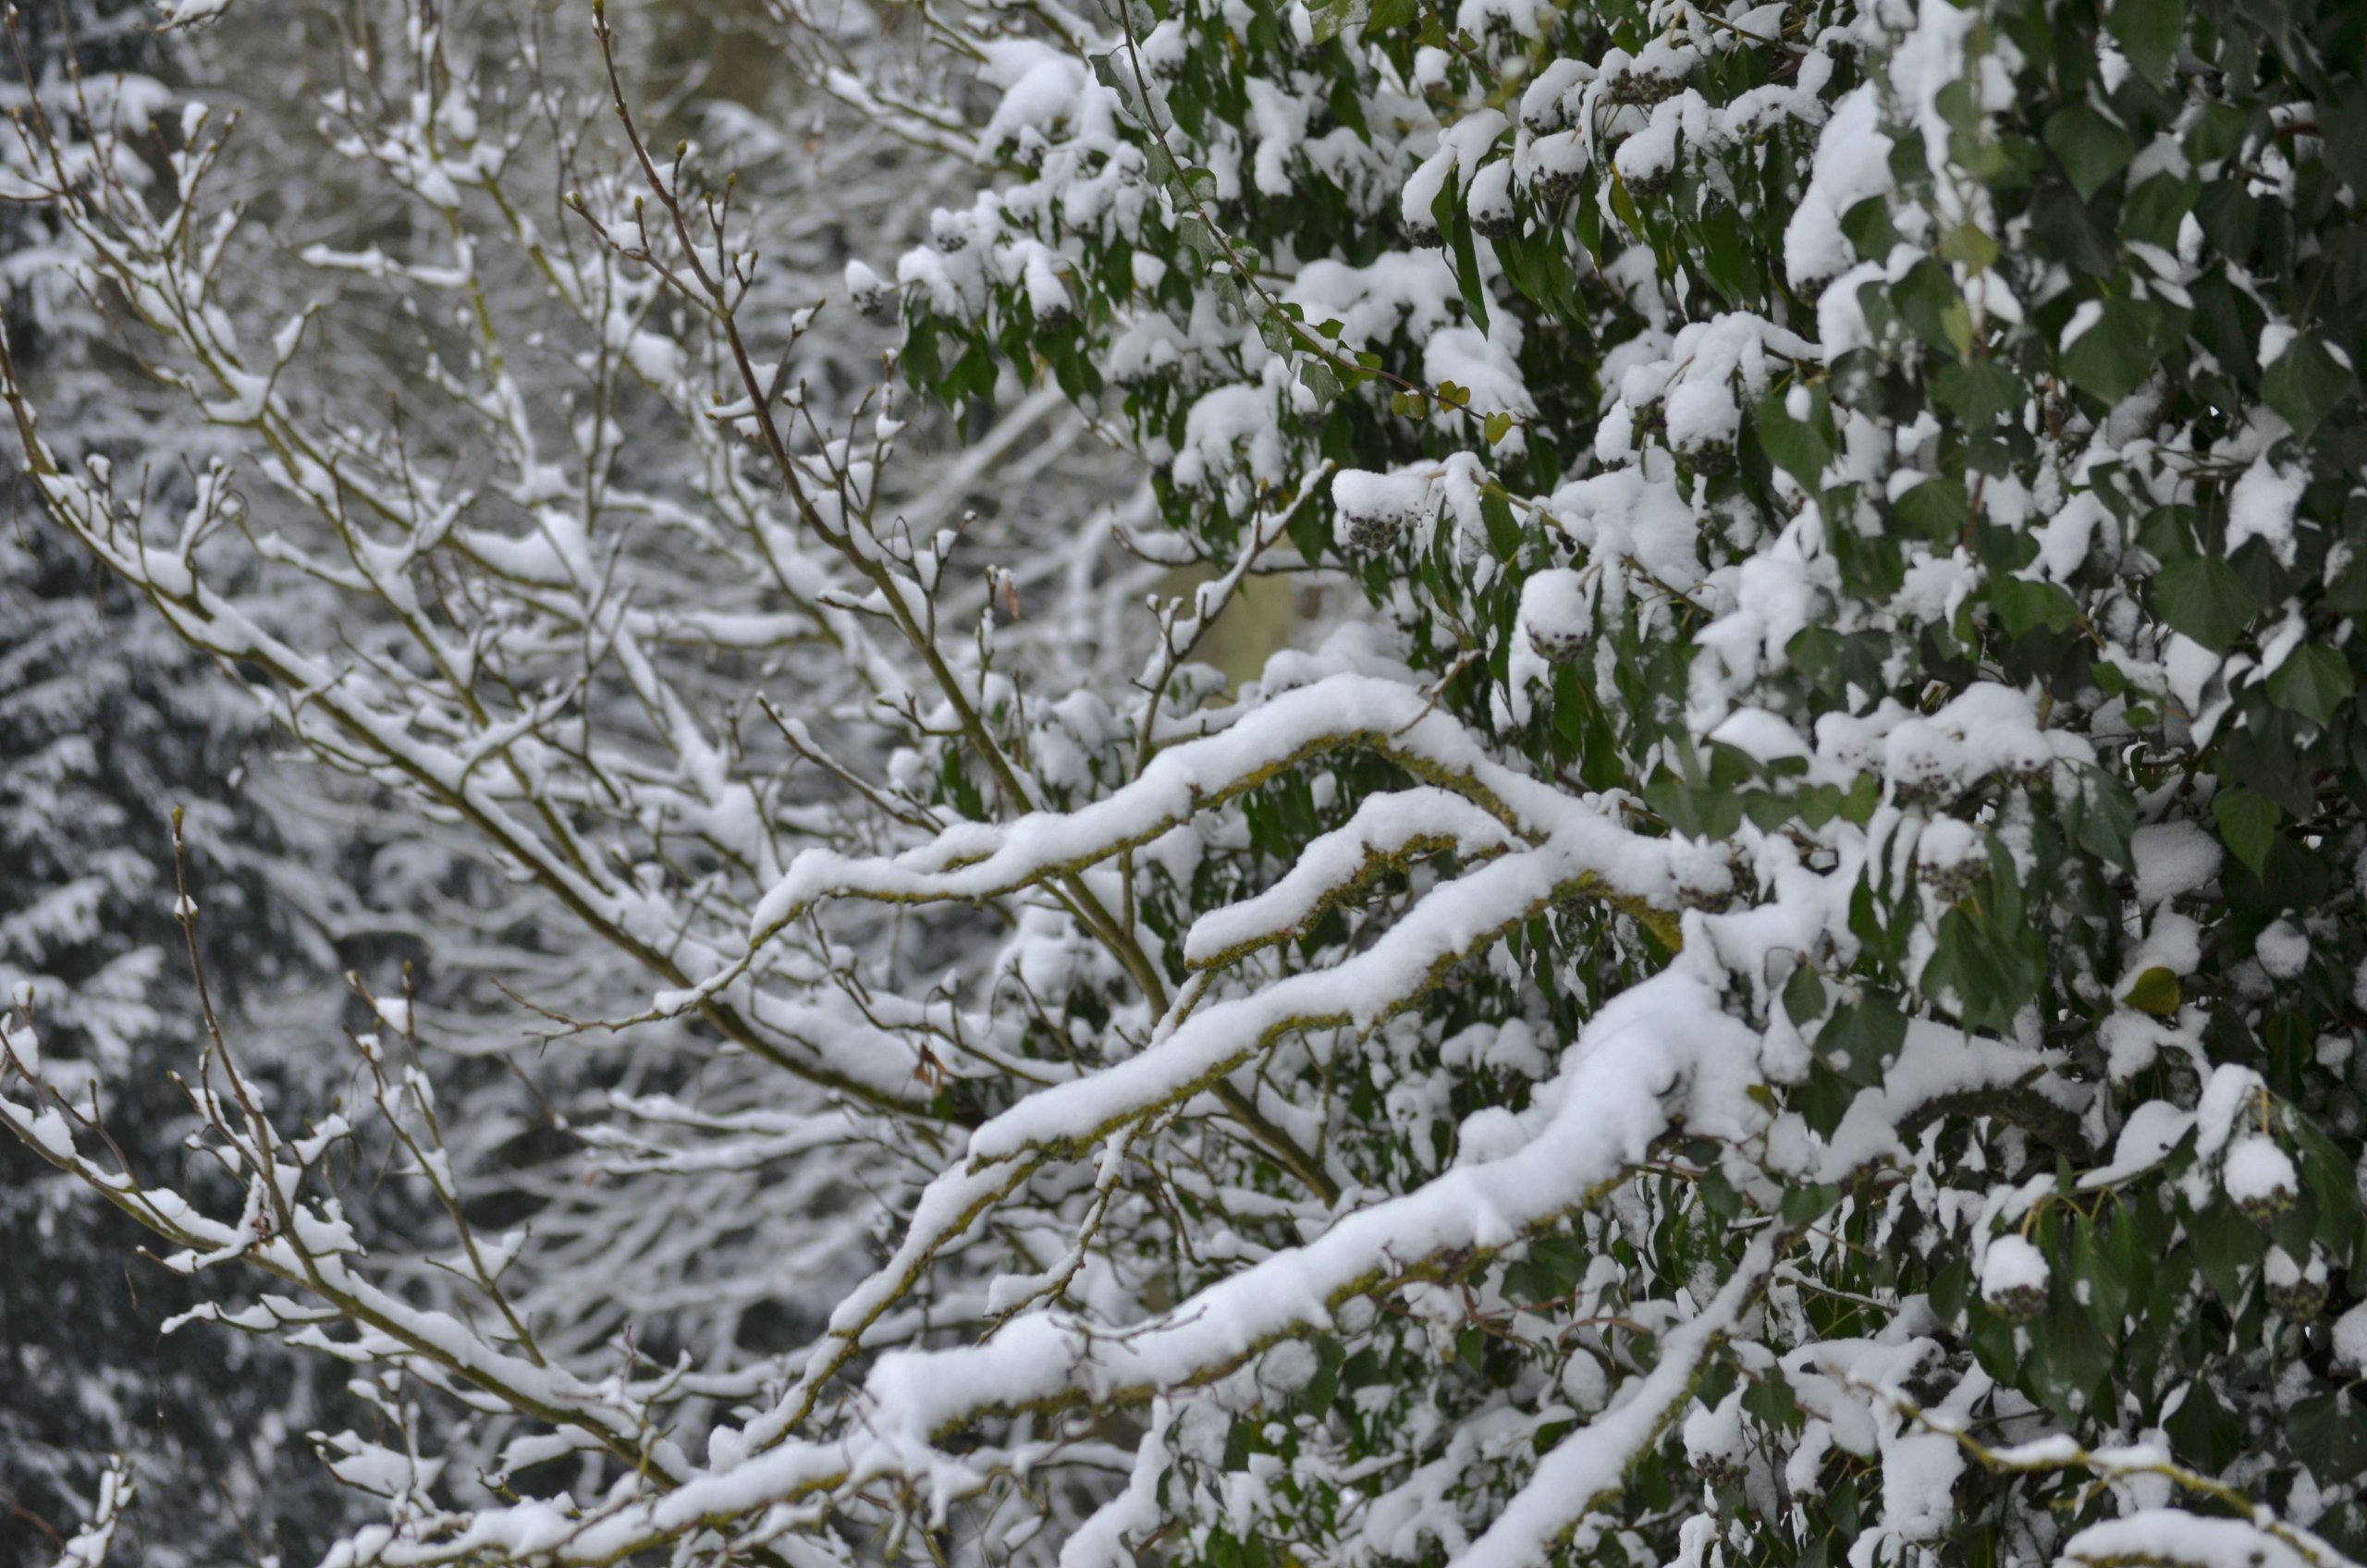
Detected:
[876,0,2367,1557]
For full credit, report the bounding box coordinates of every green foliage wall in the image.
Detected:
[887,0,2367,1555]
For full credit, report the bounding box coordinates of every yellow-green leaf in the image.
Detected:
[2123,966,2181,1017]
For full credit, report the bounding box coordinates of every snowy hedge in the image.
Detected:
[4,0,2367,1562]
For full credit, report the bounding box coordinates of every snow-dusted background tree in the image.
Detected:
[1,7,390,1561]
[6,0,2367,1563]
[1,0,1127,1556]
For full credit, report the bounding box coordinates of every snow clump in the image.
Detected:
[2263,1245,2329,1322]
[1331,469,1436,555]
[2334,1300,2367,1374]
[1519,569,1592,664]
[1980,1233,2050,1322]
[2254,919,2309,980]
[2222,1135,2299,1224]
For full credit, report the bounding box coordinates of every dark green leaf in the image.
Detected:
[1699,1164,1744,1221]
[1783,964,1827,1027]
[1926,908,2045,1033]
[2290,1391,2367,1481]
[2045,104,2135,201]
[1840,196,1899,263]
[1895,476,1970,538]
[2213,786,2282,873]
[2121,173,2200,250]
[2165,1377,2242,1470]
[2037,1289,2115,1423]
[2266,644,2354,727]
[1781,1182,1842,1223]
[1816,997,1907,1086]
[2066,766,2138,867]
[2262,335,2355,442]
[1302,358,1343,407]
[1755,388,1834,489]
[1932,360,2023,427]
[2104,0,2181,86]
[2152,556,2257,653]
[2184,1195,2266,1303]
[1990,577,2080,636]
[2184,104,2247,165]
[2060,298,2172,404]
[1893,257,1972,356]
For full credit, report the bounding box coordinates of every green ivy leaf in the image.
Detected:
[1927,907,2045,1033]
[1841,771,1881,826]
[1932,360,2022,427]
[1895,476,1969,539]
[1893,257,1969,356]
[1754,387,1834,489]
[2104,0,2181,87]
[1930,1253,1971,1324]
[2152,556,2258,653]
[2164,1376,2242,1471]
[2121,173,2200,249]
[1939,222,2002,270]
[1780,1181,1842,1223]
[1783,964,1827,1027]
[2044,104,2136,201]
[2073,1219,2128,1329]
[2036,1289,2116,1423]
[1741,1369,1800,1429]
[2183,1195,2266,1303]
[1967,1297,2020,1383]
[1816,997,1907,1086]
[2061,298,2173,403]
[1697,1163,1744,1220]
[1839,196,1899,263]
[1990,577,2080,636]
[2266,643,2355,727]
[1479,489,1521,558]
[2184,102,2247,165]
[2290,1391,2367,1482]
[2212,786,2282,874]
[2262,335,2355,442]
[2066,766,2138,867]
[1173,214,1217,263]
